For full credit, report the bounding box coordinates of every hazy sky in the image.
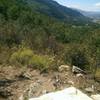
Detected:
[54,0,100,11]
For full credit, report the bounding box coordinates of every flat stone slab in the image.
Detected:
[29,87,93,100]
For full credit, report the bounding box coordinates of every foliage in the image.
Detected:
[9,48,54,70]
[0,0,99,74]
[64,44,89,70]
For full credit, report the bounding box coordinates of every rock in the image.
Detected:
[85,87,94,93]
[76,73,84,77]
[72,66,86,74]
[68,81,74,85]
[29,87,93,100]
[0,89,12,98]
[91,94,100,100]
[0,79,15,86]
[59,65,70,72]
[42,90,49,94]
[28,83,39,97]
[37,80,42,84]
[53,75,61,89]
[19,95,24,100]
[28,81,43,97]
[18,72,31,80]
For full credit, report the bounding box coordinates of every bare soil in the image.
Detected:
[0,66,100,100]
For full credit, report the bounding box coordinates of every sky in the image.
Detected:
[54,0,100,11]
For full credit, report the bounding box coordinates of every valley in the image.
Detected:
[0,0,100,100]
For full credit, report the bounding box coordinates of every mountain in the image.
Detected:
[76,9,100,20]
[83,11,100,20]
[26,0,90,24]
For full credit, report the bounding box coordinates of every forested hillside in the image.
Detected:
[0,0,100,75]
[26,0,90,24]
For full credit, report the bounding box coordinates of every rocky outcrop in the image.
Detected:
[29,87,93,100]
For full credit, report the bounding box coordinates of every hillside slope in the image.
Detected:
[0,1,100,99]
[26,0,90,24]
[0,0,99,79]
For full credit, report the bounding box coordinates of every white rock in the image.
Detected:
[72,66,84,74]
[19,95,24,100]
[42,90,47,94]
[29,87,93,100]
[59,65,70,72]
[68,81,74,85]
[91,94,100,100]
[76,73,84,77]
[85,87,94,93]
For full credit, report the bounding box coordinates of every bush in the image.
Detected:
[9,48,54,70]
[64,45,89,70]
[29,54,53,70]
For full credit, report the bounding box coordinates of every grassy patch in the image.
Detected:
[9,47,54,70]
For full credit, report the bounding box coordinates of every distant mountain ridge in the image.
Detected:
[83,11,100,20]
[26,0,90,24]
[75,9,100,20]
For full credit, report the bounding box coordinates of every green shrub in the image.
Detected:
[64,45,89,70]
[9,48,54,70]
[10,48,33,66]
[29,54,53,70]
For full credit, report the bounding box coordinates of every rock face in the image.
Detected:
[29,87,93,100]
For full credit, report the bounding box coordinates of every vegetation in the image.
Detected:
[10,47,54,70]
[0,0,99,76]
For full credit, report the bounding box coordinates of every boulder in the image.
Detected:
[29,87,93,100]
